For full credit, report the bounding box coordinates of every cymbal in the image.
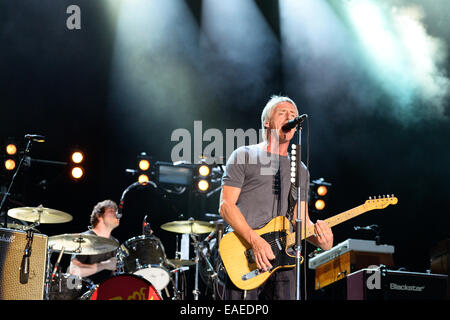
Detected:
[161,220,215,234]
[48,233,119,255]
[168,259,196,268]
[8,206,73,224]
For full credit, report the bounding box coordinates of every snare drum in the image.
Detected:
[81,274,161,300]
[117,235,171,292]
[49,273,95,300]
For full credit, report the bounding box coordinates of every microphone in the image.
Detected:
[142,215,153,236]
[116,200,124,219]
[20,230,34,284]
[20,254,30,284]
[24,134,46,142]
[282,114,308,132]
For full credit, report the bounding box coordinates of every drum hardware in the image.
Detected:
[192,234,201,300]
[4,222,40,233]
[167,258,196,268]
[161,218,215,235]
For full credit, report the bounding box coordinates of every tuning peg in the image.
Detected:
[369,196,372,200]
[291,149,296,155]
[292,144,297,149]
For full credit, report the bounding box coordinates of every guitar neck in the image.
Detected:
[286,204,367,247]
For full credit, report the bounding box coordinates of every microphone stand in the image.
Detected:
[1,139,33,229]
[117,180,158,218]
[295,122,303,301]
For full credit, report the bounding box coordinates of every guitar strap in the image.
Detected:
[286,182,296,222]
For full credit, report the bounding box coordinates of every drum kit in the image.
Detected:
[5,205,225,300]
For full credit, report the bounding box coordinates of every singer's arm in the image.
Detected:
[219,185,275,272]
[69,257,117,278]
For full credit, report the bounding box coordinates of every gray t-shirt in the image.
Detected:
[222,144,309,230]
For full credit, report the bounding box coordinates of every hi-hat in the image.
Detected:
[48,233,119,255]
[8,205,73,224]
[161,220,215,234]
[167,259,196,268]
[5,223,40,233]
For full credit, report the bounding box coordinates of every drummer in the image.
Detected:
[68,200,120,284]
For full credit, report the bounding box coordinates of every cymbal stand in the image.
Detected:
[191,234,201,300]
[43,246,54,300]
[172,235,183,300]
[197,240,219,299]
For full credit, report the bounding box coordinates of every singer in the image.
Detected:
[219,95,333,300]
[68,200,120,284]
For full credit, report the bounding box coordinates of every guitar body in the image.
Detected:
[218,215,298,291]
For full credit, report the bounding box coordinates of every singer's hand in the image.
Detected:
[249,232,275,272]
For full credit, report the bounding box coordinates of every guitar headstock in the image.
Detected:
[364,195,398,210]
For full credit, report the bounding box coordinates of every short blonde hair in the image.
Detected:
[261,95,298,141]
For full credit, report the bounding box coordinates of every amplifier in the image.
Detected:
[346,266,448,300]
[309,239,395,289]
[0,227,48,300]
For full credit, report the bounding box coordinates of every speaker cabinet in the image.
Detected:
[0,227,48,300]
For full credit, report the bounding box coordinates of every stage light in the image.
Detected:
[317,185,328,197]
[71,151,84,164]
[136,152,152,184]
[139,159,150,171]
[314,199,326,211]
[310,178,332,214]
[138,174,150,185]
[71,167,84,179]
[69,149,86,181]
[6,144,17,155]
[198,164,210,177]
[4,159,16,171]
[197,179,210,192]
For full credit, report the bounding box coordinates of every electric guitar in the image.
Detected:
[218,195,398,290]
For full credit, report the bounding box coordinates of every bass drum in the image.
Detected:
[81,274,162,300]
[116,235,171,292]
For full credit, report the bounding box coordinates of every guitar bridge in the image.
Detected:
[242,269,261,281]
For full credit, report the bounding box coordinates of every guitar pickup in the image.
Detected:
[245,249,256,264]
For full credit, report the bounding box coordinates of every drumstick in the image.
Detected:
[51,246,65,279]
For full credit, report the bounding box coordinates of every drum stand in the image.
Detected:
[192,235,201,300]
[43,247,54,300]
